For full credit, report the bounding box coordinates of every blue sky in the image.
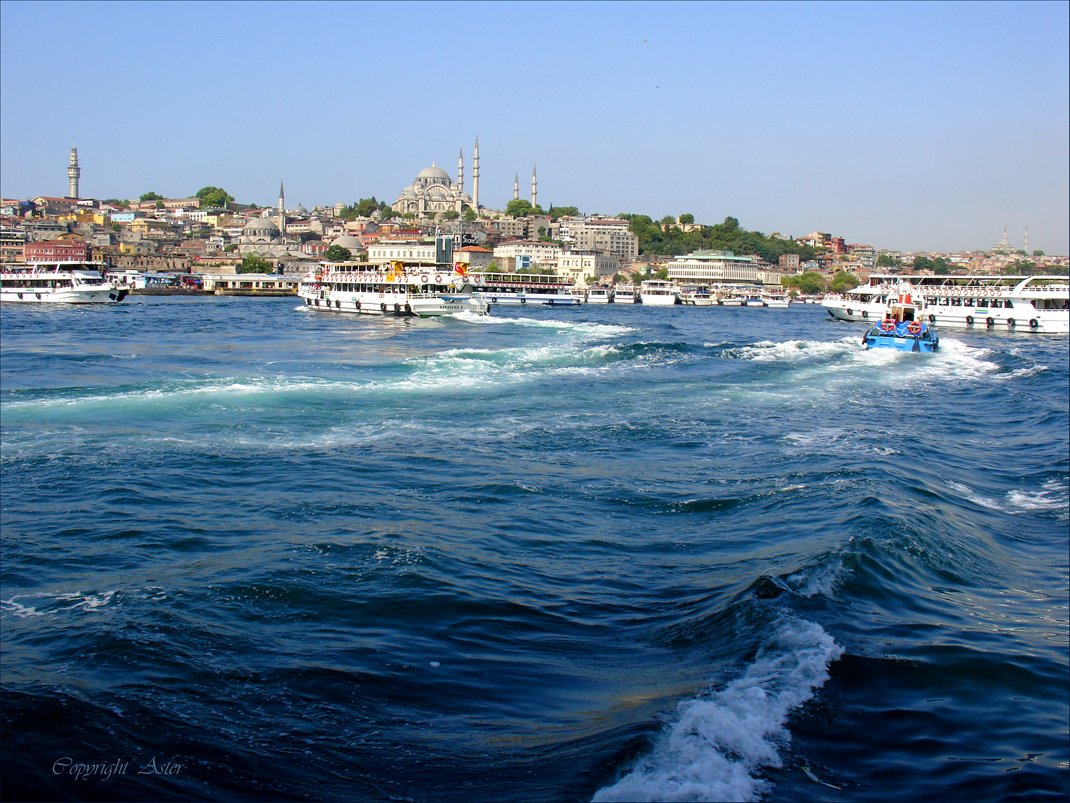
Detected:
[1,0,1067,254]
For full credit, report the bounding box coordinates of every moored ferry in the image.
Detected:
[614,284,638,304]
[678,285,714,306]
[298,261,488,317]
[822,274,1069,334]
[471,271,581,306]
[639,279,679,306]
[586,286,613,303]
[1,261,129,304]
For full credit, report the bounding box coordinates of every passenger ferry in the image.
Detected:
[761,289,791,308]
[639,279,679,306]
[297,261,488,317]
[471,271,580,306]
[614,285,638,304]
[586,286,613,303]
[678,285,714,306]
[822,274,1069,334]
[1,261,128,304]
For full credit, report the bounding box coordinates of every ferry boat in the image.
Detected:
[678,285,714,306]
[822,274,1069,334]
[586,286,613,304]
[297,261,488,317]
[614,284,638,304]
[470,271,580,306]
[1,261,128,304]
[639,279,679,306]
[861,285,940,352]
[715,288,746,306]
[761,289,791,308]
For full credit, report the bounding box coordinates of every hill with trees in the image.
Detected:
[620,214,818,264]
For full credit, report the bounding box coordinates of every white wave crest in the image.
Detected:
[594,619,843,802]
[948,479,1069,517]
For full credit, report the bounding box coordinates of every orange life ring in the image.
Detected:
[907,321,922,335]
[880,319,896,332]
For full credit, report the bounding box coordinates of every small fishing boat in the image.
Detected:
[862,285,939,352]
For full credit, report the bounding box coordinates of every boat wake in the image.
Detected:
[594,617,843,802]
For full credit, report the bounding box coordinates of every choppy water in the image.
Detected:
[1,297,1067,802]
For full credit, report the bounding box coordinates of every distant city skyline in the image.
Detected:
[1,1,1067,255]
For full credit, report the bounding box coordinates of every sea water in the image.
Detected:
[1,297,1067,802]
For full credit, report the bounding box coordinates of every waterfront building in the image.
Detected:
[557,250,618,286]
[555,216,639,264]
[24,238,88,262]
[665,249,782,287]
[493,240,563,270]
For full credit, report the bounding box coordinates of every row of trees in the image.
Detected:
[621,214,818,264]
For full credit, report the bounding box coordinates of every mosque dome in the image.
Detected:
[331,234,362,251]
[417,163,450,181]
[244,217,279,238]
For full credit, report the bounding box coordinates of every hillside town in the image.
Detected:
[2,147,1066,295]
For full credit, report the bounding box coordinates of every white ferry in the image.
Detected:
[471,271,580,306]
[1,261,129,304]
[822,274,1069,334]
[614,285,638,304]
[298,261,488,317]
[586,286,613,303]
[761,289,791,308]
[678,285,714,306]
[639,279,679,306]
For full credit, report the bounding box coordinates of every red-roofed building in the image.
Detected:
[24,239,88,262]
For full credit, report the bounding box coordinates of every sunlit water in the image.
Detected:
[2,297,1067,801]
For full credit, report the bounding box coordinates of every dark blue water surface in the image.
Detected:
[2,297,1067,802]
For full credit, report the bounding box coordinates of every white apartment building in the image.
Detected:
[555,216,639,264]
[557,250,619,285]
[666,250,783,286]
[367,241,437,264]
[492,240,563,268]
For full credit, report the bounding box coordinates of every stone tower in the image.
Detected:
[67,147,80,199]
[472,138,480,214]
[531,165,537,208]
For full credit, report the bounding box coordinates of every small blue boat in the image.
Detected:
[862,287,940,352]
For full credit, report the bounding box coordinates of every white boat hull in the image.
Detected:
[823,297,1068,334]
[477,291,581,306]
[1,287,127,303]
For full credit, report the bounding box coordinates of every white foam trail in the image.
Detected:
[594,620,843,803]
[950,479,1070,517]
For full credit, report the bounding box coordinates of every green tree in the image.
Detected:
[238,254,273,274]
[877,252,900,268]
[679,213,694,225]
[548,205,579,220]
[196,186,235,208]
[463,208,478,222]
[324,245,352,262]
[441,209,460,220]
[829,270,858,292]
[783,271,827,295]
[140,191,164,201]
[103,198,130,208]
[505,199,545,217]
[1033,250,1045,257]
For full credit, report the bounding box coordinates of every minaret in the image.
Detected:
[1024,226,1029,254]
[457,148,464,196]
[531,165,537,208]
[472,137,480,213]
[513,173,520,201]
[67,147,81,199]
[278,181,286,236]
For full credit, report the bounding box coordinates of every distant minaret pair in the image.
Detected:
[457,139,481,213]
[512,165,538,207]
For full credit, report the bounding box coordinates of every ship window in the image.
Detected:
[1005,300,1015,309]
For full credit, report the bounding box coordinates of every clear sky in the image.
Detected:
[1,0,1067,254]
